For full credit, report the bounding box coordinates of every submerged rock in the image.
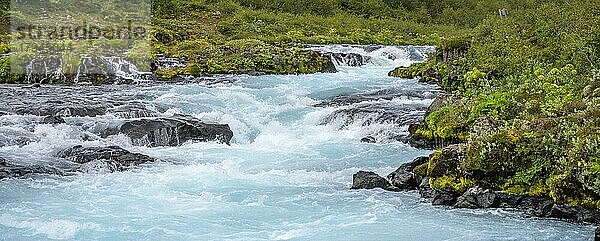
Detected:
[15,104,107,117]
[351,171,398,191]
[57,145,156,172]
[105,114,233,147]
[360,136,376,143]
[0,157,65,179]
[42,115,66,124]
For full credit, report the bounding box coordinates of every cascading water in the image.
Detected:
[0,45,595,240]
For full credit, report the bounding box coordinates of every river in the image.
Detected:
[0,45,594,240]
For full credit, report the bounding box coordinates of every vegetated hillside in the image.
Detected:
[392,0,600,210]
[0,0,531,80]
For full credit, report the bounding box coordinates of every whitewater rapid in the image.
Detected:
[0,45,595,240]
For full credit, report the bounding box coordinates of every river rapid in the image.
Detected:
[0,45,595,240]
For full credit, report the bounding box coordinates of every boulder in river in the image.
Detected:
[387,156,429,190]
[351,171,398,191]
[454,186,496,209]
[431,190,459,206]
[57,145,156,172]
[548,204,600,223]
[42,115,66,124]
[0,157,64,179]
[104,114,233,147]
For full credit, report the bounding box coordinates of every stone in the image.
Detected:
[418,177,436,201]
[519,196,554,217]
[360,136,376,143]
[432,190,458,206]
[454,186,497,209]
[548,205,600,224]
[387,156,429,190]
[0,157,65,180]
[105,114,233,147]
[351,171,398,191]
[57,145,156,172]
[42,116,66,124]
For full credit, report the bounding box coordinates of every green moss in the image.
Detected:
[430,175,474,193]
[413,162,429,177]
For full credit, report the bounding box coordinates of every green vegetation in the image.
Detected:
[395,1,600,210]
[0,0,525,82]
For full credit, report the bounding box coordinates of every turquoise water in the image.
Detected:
[0,46,595,240]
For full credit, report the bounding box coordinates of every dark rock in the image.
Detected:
[57,145,156,172]
[548,205,600,224]
[15,104,107,117]
[387,156,429,190]
[351,171,398,191]
[42,116,65,124]
[432,190,458,206]
[494,192,524,208]
[360,136,376,143]
[387,168,416,190]
[321,57,338,73]
[108,104,158,119]
[595,226,600,241]
[519,196,554,217]
[454,186,497,209]
[0,157,65,180]
[418,177,436,200]
[106,114,233,147]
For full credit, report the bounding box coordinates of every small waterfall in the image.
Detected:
[306,44,435,67]
[75,57,155,84]
[25,57,66,84]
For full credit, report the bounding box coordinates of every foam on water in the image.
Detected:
[0,45,595,240]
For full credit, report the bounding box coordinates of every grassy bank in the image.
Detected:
[392,0,600,210]
[0,0,520,82]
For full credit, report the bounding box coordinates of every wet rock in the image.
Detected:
[57,145,156,172]
[42,116,65,124]
[387,156,429,190]
[431,190,458,206]
[360,136,376,143]
[321,57,337,73]
[108,104,158,119]
[387,169,416,190]
[519,196,554,217]
[595,226,600,241]
[0,157,65,179]
[548,205,600,223]
[106,114,233,147]
[351,171,398,191]
[454,187,497,209]
[494,192,524,208]
[419,177,436,200]
[15,104,108,117]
